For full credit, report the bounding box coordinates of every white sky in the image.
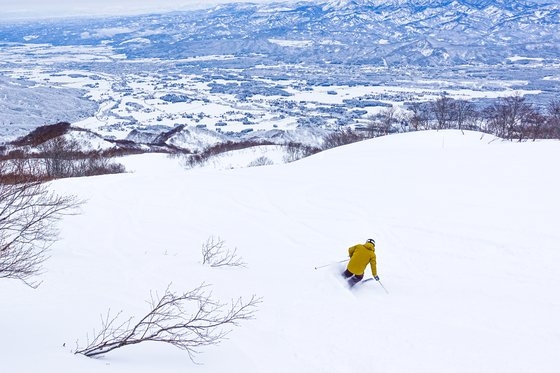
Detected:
[0,0,289,20]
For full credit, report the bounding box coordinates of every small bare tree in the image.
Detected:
[484,94,534,140]
[548,98,560,122]
[366,107,396,137]
[546,98,560,139]
[283,143,320,163]
[75,284,261,361]
[202,236,246,268]
[408,101,431,131]
[0,166,80,287]
[431,93,456,130]
[525,110,547,141]
[454,99,476,131]
[38,136,82,179]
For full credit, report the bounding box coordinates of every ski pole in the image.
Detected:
[377,279,389,294]
[314,259,348,270]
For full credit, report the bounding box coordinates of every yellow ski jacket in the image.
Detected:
[347,242,377,277]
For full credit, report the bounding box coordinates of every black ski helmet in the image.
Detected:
[367,238,375,245]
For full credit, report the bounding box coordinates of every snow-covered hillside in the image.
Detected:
[2,130,559,372]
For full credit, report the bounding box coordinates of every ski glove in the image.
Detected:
[374,275,380,281]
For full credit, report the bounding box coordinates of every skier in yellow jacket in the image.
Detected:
[342,238,379,287]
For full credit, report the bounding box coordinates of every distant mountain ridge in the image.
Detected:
[0,0,558,67]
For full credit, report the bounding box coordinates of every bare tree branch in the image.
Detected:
[483,94,535,140]
[431,92,456,130]
[75,283,262,361]
[0,166,81,287]
[201,236,247,268]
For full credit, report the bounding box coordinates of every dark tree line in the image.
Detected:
[324,93,559,151]
[406,93,560,141]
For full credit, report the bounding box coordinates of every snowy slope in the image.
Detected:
[2,130,560,372]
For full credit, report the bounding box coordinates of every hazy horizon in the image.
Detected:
[0,0,288,20]
[2,0,555,20]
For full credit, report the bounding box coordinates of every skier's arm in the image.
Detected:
[370,253,377,277]
[348,245,357,257]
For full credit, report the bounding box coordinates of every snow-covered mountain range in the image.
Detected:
[1,0,559,148]
[2,0,558,66]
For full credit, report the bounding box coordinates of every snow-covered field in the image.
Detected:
[1,39,547,143]
[2,130,560,372]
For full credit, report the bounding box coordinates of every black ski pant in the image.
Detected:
[342,269,363,286]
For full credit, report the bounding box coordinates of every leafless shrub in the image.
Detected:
[184,153,206,169]
[248,156,273,167]
[322,128,364,150]
[377,106,397,136]
[483,94,535,140]
[76,155,127,176]
[283,142,320,163]
[0,158,44,184]
[431,93,457,130]
[39,136,82,178]
[0,166,81,287]
[37,137,126,179]
[202,237,246,268]
[74,283,261,361]
[454,99,477,131]
[524,110,547,141]
[408,101,431,131]
[185,140,275,169]
[545,98,560,139]
[548,98,560,121]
